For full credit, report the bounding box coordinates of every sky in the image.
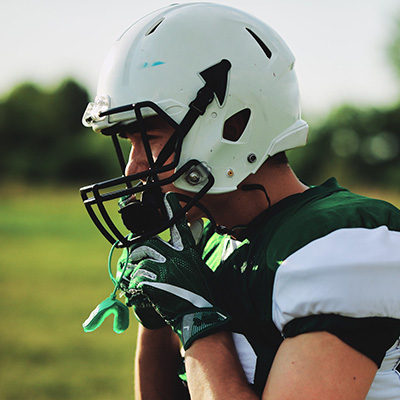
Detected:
[1,0,400,117]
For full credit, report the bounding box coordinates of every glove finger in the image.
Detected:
[117,244,164,290]
[164,192,195,248]
[128,258,162,291]
[138,282,205,324]
[129,292,166,329]
[128,243,167,263]
[140,281,213,308]
[134,306,166,329]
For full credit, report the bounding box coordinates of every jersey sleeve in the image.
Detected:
[272,226,400,365]
[283,314,400,366]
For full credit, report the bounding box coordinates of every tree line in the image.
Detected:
[0,77,399,189]
[0,79,121,184]
[292,102,400,189]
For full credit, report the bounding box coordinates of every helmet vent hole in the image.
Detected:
[146,18,164,36]
[246,28,272,59]
[223,109,251,142]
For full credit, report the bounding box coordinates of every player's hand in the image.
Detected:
[118,251,166,329]
[124,192,231,349]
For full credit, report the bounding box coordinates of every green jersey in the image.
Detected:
[194,178,400,398]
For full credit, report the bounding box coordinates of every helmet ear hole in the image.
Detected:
[222,108,251,142]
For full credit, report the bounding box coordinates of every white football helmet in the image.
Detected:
[81,2,308,246]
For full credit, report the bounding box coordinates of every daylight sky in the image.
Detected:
[1,0,400,116]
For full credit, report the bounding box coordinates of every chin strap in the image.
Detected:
[222,184,272,240]
[241,183,271,208]
[175,184,272,239]
[171,193,233,236]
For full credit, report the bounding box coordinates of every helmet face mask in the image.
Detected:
[81,68,222,246]
[80,156,214,247]
[81,3,309,247]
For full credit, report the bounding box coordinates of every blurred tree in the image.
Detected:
[0,79,121,184]
[291,103,400,189]
[291,8,400,189]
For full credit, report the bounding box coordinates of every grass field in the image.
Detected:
[1,182,399,400]
[0,184,138,400]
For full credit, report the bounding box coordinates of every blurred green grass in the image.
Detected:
[0,184,137,400]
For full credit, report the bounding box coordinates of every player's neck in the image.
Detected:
[207,164,308,230]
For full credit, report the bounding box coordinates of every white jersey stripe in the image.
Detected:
[272,226,400,332]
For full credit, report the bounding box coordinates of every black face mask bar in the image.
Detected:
[80,59,231,247]
[80,160,214,247]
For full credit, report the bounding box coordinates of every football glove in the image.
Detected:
[118,253,166,329]
[124,192,231,350]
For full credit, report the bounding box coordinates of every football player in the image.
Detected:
[81,3,400,399]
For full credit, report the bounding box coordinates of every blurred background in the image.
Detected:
[1,0,400,399]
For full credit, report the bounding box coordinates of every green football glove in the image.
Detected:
[125,192,231,350]
[117,252,166,329]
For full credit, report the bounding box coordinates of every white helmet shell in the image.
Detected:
[85,2,308,193]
